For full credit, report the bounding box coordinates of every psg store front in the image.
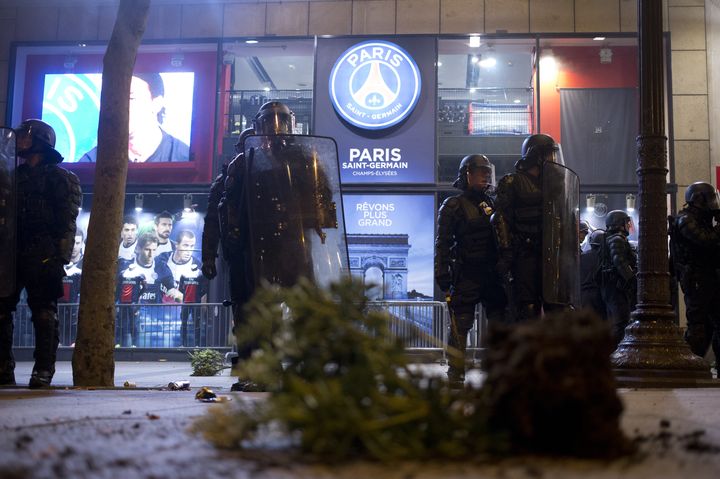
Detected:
[6,34,675,356]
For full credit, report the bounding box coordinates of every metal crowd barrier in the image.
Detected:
[12,303,234,349]
[12,301,488,358]
[366,300,487,360]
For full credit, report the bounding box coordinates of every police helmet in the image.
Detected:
[14,119,63,163]
[605,210,631,232]
[588,229,606,248]
[517,133,560,169]
[685,182,720,212]
[234,128,255,154]
[579,221,590,234]
[252,101,295,135]
[453,154,494,190]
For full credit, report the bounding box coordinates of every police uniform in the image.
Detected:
[435,154,507,385]
[599,211,637,348]
[669,182,720,364]
[491,133,577,322]
[0,119,81,388]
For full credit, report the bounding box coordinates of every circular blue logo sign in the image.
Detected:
[329,40,422,130]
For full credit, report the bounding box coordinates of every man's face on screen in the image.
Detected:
[121,223,137,246]
[137,241,157,267]
[174,235,195,263]
[129,76,163,138]
[71,235,84,261]
[156,218,173,240]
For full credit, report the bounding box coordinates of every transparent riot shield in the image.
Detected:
[0,128,16,297]
[244,135,349,289]
[542,161,580,308]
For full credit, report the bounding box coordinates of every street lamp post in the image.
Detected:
[610,0,713,386]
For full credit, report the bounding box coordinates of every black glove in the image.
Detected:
[202,259,217,280]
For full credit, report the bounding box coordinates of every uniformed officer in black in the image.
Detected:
[491,133,573,322]
[435,155,507,387]
[0,119,81,388]
[599,210,637,348]
[202,127,255,383]
[668,181,720,366]
[580,229,606,320]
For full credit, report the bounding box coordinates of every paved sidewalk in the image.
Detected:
[1,362,719,478]
[11,360,237,390]
[10,360,484,390]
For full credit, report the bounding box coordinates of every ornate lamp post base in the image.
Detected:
[612,309,717,388]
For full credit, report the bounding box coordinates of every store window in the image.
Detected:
[218,39,315,165]
[437,38,536,183]
[537,37,639,187]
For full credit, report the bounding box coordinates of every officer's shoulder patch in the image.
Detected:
[498,174,514,186]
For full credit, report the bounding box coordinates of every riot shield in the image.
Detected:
[244,134,349,289]
[541,161,580,308]
[0,128,16,297]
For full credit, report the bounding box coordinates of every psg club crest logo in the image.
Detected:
[329,41,422,130]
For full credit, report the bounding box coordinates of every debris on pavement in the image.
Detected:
[168,381,190,391]
[195,387,216,401]
[123,381,136,388]
[195,386,230,403]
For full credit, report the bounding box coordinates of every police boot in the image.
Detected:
[447,315,472,389]
[0,313,15,385]
[29,309,59,389]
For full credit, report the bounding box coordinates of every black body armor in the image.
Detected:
[435,190,499,288]
[599,230,637,348]
[493,172,543,250]
[669,206,720,361]
[17,163,81,263]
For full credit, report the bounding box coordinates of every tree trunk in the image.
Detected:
[72,0,150,387]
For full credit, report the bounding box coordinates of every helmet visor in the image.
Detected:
[466,162,496,189]
[254,111,295,135]
[545,143,564,166]
[707,190,720,211]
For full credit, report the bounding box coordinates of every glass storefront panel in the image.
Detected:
[343,194,436,301]
[437,38,536,182]
[537,37,639,188]
[218,39,315,165]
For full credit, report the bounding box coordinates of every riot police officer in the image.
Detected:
[491,134,580,322]
[202,127,255,383]
[580,229,606,320]
[245,101,337,287]
[599,210,637,348]
[668,182,720,365]
[436,155,507,387]
[0,119,81,387]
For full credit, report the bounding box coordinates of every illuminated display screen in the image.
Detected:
[42,72,195,163]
